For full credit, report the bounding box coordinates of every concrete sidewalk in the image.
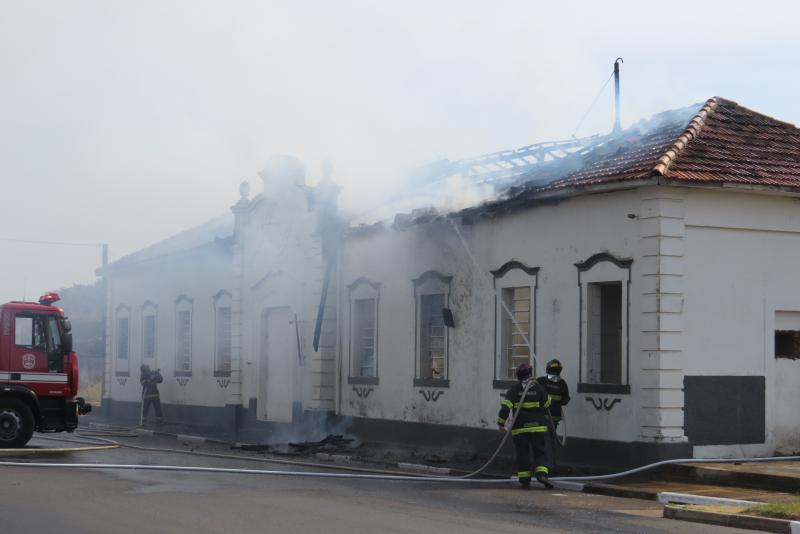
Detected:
[586,479,798,504]
[668,461,800,492]
[583,460,800,509]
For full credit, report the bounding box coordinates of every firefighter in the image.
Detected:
[498,362,554,489]
[140,364,164,424]
[536,358,570,429]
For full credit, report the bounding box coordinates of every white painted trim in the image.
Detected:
[0,372,68,383]
[657,492,758,507]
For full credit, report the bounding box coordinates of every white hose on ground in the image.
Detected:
[0,460,512,483]
[13,384,532,484]
[13,426,800,485]
[70,433,463,478]
[550,454,800,482]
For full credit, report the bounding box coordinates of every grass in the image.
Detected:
[742,501,800,521]
[78,379,103,407]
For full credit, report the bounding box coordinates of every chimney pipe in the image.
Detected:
[613,57,623,133]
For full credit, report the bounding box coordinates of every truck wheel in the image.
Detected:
[0,399,35,448]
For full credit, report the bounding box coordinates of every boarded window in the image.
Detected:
[143,315,156,359]
[353,298,376,377]
[419,293,446,380]
[176,310,192,373]
[775,331,800,359]
[215,306,232,374]
[500,286,531,379]
[117,317,129,360]
[685,376,765,445]
[587,282,622,384]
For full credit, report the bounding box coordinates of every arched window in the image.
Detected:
[575,253,632,393]
[174,295,193,376]
[491,261,539,387]
[115,304,131,376]
[347,278,380,384]
[213,290,232,377]
[141,301,158,367]
[413,271,452,387]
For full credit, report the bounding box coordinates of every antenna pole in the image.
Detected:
[613,58,624,133]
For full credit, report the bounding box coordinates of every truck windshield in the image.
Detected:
[15,314,61,355]
[14,314,46,350]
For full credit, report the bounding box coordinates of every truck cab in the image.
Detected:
[0,293,90,447]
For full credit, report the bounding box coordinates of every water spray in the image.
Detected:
[447,219,537,370]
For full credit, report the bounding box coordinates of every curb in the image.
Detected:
[583,482,657,501]
[667,463,800,493]
[552,480,585,492]
[88,422,230,446]
[0,444,118,456]
[317,453,354,465]
[657,491,759,507]
[397,462,451,476]
[664,505,792,533]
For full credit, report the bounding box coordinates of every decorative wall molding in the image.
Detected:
[174,294,194,306]
[419,389,445,402]
[212,289,232,303]
[412,270,453,287]
[352,386,373,398]
[585,396,621,411]
[575,252,633,272]
[490,260,540,278]
[347,277,381,292]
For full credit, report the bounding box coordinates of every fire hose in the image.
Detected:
[0,380,538,484]
[4,420,800,486]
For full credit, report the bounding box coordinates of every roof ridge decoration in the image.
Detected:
[651,97,719,177]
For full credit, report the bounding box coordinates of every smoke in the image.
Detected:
[6,0,796,304]
[4,1,800,453]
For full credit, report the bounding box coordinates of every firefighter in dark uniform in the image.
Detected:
[140,364,164,424]
[536,358,570,429]
[498,362,554,489]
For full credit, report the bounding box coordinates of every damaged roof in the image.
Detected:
[104,213,234,271]
[477,97,800,213]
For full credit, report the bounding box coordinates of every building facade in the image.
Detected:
[100,98,800,466]
[100,155,340,436]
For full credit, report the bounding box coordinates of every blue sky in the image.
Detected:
[1,0,798,302]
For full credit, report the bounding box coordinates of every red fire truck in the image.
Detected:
[0,293,91,447]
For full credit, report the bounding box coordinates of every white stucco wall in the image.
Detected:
[105,243,233,407]
[103,177,800,455]
[235,188,324,420]
[103,159,339,425]
[682,188,800,456]
[339,189,647,442]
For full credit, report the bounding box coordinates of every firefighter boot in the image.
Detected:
[535,470,553,489]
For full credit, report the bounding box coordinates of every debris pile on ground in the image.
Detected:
[238,434,360,456]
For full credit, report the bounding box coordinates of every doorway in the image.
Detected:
[257,307,294,423]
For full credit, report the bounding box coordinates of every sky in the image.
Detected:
[1,0,799,303]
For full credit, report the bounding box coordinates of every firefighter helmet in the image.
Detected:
[515,363,533,381]
[545,359,563,376]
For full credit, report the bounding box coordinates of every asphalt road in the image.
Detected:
[0,434,758,534]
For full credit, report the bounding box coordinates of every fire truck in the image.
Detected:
[0,293,91,447]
